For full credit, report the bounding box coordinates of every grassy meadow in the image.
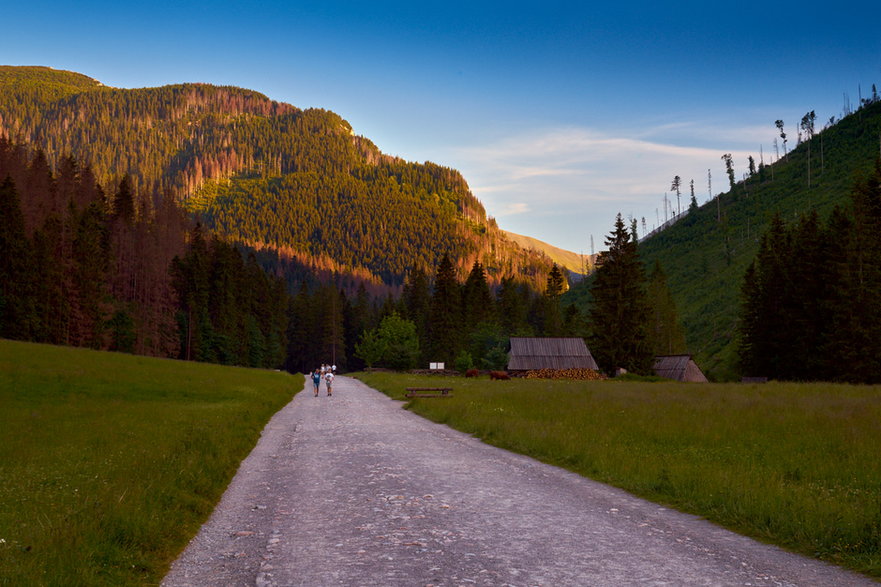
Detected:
[0,339,301,586]
[356,371,881,578]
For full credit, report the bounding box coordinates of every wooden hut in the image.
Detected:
[653,355,708,383]
[507,337,599,371]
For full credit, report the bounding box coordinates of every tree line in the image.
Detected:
[740,159,881,383]
[355,214,688,376]
[2,136,689,377]
[1,66,556,290]
[0,139,286,367]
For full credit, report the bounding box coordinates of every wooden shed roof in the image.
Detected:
[653,355,708,383]
[508,337,599,371]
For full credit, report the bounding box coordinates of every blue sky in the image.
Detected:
[3,1,880,253]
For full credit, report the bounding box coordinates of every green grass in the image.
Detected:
[0,339,301,586]
[355,372,881,578]
[566,101,881,381]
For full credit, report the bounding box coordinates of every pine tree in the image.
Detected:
[111,175,137,223]
[171,224,212,361]
[738,260,760,375]
[738,214,790,378]
[402,265,431,362]
[0,176,34,339]
[286,283,317,373]
[71,201,110,348]
[786,212,829,379]
[316,285,346,369]
[541,264,566,336]
[688,179,698,214]
[833,162,881,381]
[645,260,687,356]
[588,214,652,374]
[344,282,373,371]
[461,260,494,327]
[496,276,532,335]
[671,176,682,216]
[721,154,735,190]
[428,254,461,365]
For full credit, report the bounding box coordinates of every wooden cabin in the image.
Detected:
[653,354,708,383]
[507,337,599,371]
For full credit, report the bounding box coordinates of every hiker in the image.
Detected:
[311,369,322,397]
[325,370,334,396]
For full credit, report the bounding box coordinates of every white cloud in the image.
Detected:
[443,124,763,252]
[500,202,530,215]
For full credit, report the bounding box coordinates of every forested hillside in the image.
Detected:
[1,136,587,374]
[569,98,881,380]
[0,66,554,288]
[0,138,288,365]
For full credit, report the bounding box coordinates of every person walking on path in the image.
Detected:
[310,369,322,397]
[324,370,334,396]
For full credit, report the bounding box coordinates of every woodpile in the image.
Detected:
[521,368,606,380]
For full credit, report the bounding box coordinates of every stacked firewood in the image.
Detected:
[522,368,606,380]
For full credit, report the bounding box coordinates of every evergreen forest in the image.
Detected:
[6,65,881,382]
[0,66,555,290]
[568,97,881,380]
[740,160,881,383]
[0,139,601,373]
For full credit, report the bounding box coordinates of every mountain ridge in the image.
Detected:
[0,65,556,289]
[502,230,591,276]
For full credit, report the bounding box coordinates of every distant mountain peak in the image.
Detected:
[0,65,106,90]
[0,65,558,291]
[502,231,592,276]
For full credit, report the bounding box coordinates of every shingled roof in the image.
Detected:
[507,337,599,371]
[653,355,708,382]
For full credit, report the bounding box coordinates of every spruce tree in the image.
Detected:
[833,162,881,381]
[747,213,791,378]
[462,260,494,327]
[402,265,431,362]
[645,260,686,356]
[428,254,461,365]
[70,201,110,348]
[0,177,33,339]
[588,214,652,374]
[786,212,830,379]
[285,283,317,373]
[497,276,532,335]
[344,282,372,371]
[542,264,566,336]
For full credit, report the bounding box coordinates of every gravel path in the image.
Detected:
[162,376,876,586]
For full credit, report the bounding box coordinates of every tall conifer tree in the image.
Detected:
[462,260,494,327]
[646,260,686,356]
[403,264,431,362]
[542,264,566,336]
[0,177,33,339]
[588,214,652,374]
[497,276,532,335]
[429,254,461,365]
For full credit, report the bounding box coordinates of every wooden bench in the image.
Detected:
[405,387,453,398]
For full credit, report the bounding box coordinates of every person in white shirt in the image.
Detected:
[324,370,334,396]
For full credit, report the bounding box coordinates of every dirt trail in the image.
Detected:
[162,376,876,586]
